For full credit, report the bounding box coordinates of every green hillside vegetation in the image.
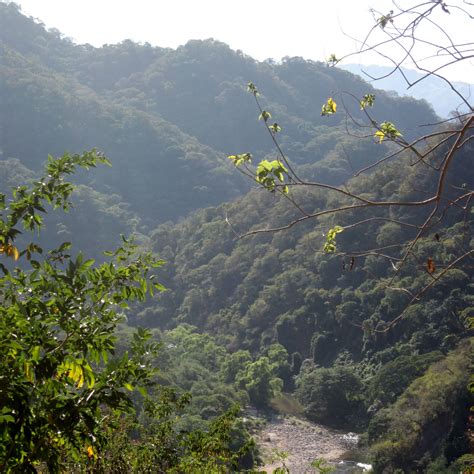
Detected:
[146,142,472,353]
[0,153,259,472]
[0,38,244,221]
[143,119,473,468]
[0,2,472,472]
[369,339,472,473]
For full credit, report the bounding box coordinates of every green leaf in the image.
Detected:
[321,98,337,116]
[324,225,344,253]
[269,123,282,134]
[227,153,252,167]
[57,242,72,252]
[153,282,167,292]
[24,361,35,384]
[259,110,272,122]
[360,93,375,109]
[31,346,41,363]
[247,82,259,95]
[255,160,288,192]
[326,54,338,65]
[0,407,15,424]
[374,121,402,143]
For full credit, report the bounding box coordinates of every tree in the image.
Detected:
[295,365,365,428]
[235,357,281,408]
[227,0,473,332]
[0,151,163,470]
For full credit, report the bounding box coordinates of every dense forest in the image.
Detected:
[0,2,473,473]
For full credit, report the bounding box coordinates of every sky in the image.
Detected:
[10,0,474,82]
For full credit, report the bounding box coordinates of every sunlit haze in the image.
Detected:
[11,0,474,82]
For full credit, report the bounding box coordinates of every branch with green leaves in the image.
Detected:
[0,150,111,267]
[0,151,166,471]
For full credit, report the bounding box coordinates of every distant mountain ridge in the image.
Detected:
[341,63,473,117]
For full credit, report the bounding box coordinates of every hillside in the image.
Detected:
[0,2,437,231]
[0,2,472,472]
[144,136,472,352]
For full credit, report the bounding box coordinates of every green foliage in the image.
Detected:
[221,350,252,384]
[367,351,444,405]
[136,400,254,473]
[0,3,438,245]
[374,121,402,143]
[1,7,471,470]
[370,340,473,472]
[321,97,337,116]
[295,365,365,428]
[450,454,474,473]
[323,225,344,253]
[147,145,472,372]
[158,325,248,418]
[269,123,282,134]
[310,458,335,473]
[235,356,283,408]
[0,152,163,471]
[266,343,293,389]
[247,81,259,96]
[259,110,272,122]
[269,449,290,474]
[360,93,375,110]
[96,394,256,473]
[228,152,252,166]
[0,154,259,472]
[0,150,109,249]
[255,159,289,193]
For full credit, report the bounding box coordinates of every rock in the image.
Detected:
[256,416,349,472]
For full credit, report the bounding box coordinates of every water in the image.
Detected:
[333,460,372,473]
[334,446,372,473]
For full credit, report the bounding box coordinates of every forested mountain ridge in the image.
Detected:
[0,27,245,222]
[0,1,440,260]
[1,2,472,472]
[1,2,437,152]
[0,3,438,228]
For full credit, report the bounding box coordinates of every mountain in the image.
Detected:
[1,3,472,471]
[1,2,438,230]
[139,116,473,470]
[342,63,473,118]
[143,136,473,352]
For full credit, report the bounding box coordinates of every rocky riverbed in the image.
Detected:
[256,415,369,473]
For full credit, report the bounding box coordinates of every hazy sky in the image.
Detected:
[11,0,474,82]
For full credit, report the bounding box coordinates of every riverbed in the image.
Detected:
[256,415,370,473]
